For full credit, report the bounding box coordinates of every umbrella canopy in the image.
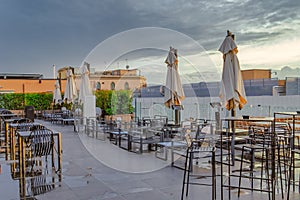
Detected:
[219,31,247,111]
[63,68,77,104]
[53,80,62,105]
[164,47,185,108]
[78,63,92,104]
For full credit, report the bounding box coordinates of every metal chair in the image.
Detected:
[16,118,33,131]
[288,133,300,199]
[181,131,217,200]
[236,127,272,199]
[23,128,54,176]
[129,125,160,154]
[12,118,34,158]
[19,174,55,199]
[0,109,15,151]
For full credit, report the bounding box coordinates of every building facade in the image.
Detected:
[0,67,146,94]
[241,69,271,80]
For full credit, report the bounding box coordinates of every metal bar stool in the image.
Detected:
[181,132,217,200]
[236,127,272,199]
[287,148,300,199]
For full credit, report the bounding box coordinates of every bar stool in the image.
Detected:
[275,126,293,196]
[181,132,216,200]
[287,145,300,199]
[237,127,272,199]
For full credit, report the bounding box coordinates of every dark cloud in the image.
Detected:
[0,0,299,77]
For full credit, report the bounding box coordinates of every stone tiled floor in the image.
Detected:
[0,119,299,200]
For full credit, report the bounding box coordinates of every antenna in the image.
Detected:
[53,64,56,79]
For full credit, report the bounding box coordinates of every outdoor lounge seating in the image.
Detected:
[3,105,300,200]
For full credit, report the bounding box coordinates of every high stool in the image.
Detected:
[181,133,216,200]
[237,129,272,199]
[287,148,300,199]
[275,131,293,197]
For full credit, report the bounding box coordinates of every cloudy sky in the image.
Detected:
[1,0,300,83]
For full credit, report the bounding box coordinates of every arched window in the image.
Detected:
[111,82,115,90]
[96,82,101,90]
[124,82,129,90]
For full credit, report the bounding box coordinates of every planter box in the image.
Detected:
[104,114,133,123]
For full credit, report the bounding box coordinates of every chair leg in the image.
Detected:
[185,151,193,197]
[287,150,292,200]
[282,144,288,189]
[238,146,245,197]
[250,148,255,191]
[212,150,216,200]
[181,149,189,200]
[265,148,271,200]
[277,143,284,199]
[260,146,265,190]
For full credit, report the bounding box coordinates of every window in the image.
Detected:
[124,82,129,90]
[111,82,115,90]
[96,82,101,90]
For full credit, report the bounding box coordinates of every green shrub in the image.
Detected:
[95,90,133,116]
[0,90,133,116]
[25,93,53,110]
[0,93,53,110]
[0,93,25,110]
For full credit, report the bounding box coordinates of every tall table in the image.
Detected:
[220,116,276,200]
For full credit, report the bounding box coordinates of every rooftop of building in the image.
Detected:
[0,73,43,79]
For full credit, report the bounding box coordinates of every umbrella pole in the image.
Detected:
[231,108,235,117]
[230,107,236,166]
[175,109,180,126]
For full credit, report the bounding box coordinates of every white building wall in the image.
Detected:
[135,95,300,121]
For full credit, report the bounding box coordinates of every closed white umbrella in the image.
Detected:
[53,80,62,105]
[219,30,247,114]
[164,47,185,108]
[63,68,77,104]
[78,63,92,104]
[164,47,185,125]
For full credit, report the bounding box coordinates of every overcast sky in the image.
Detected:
[1,0,300,82]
